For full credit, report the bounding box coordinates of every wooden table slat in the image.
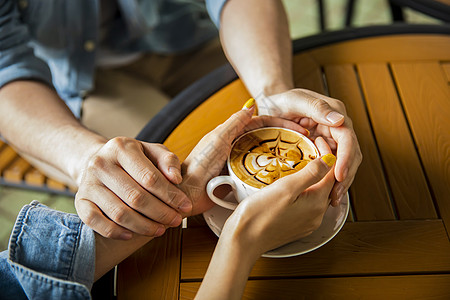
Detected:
[441,62,450,83]
[324,64,395,221]
[391,61,450,236]
[357,63,437,220]
[181,220,450,280]
[180,274,450,299]
[118,227,182,300]
[309,35,450,65]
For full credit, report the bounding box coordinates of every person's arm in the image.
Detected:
[218,0,362,206]
[0,2,190,240]
[196,147,336,299]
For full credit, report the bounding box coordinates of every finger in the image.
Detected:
[286,92,344,127]
[245,115,309,137]
[116,148,193,214]
[143,144,183,184]
[315,136,332,156]
[79,185,168,237]
[331,127,360,183]
[97,165,183,227]
[76,199,133,240]
[274,153,336,197]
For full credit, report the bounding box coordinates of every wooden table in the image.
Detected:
[117,25,450,299]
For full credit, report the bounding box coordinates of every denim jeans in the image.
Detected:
[0,201,95,300]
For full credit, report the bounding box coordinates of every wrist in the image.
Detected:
[64,128,107,186]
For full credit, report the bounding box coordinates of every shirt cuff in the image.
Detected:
[7,200,95,299]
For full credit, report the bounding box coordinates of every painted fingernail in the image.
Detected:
[304,129,310,137]
[179,199,192,213]
[326,111,344,124]
[155,226,165,237]
[321,153,336,167]
[242,98,255,110]
[170,214,183,227]
[120,232,132,240]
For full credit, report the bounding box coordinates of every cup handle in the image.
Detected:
[206,176,238,210]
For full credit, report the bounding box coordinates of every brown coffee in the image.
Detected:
[229,128,318,189]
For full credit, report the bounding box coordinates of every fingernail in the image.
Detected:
[321,153,336,167]
[155,226,165,237]
[304,129,310,137]
[179,199,192,213]
[242,98,255,110]
[326,111,344,124]
[120,232,132,240]
[169,167,182,183]
[170,214,182,227]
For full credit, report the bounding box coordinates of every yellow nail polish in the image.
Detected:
[242,98,255,110]
[321,153,336,167]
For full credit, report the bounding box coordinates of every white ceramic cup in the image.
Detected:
[206,127,319,210]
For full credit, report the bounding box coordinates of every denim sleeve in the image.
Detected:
[0,0,53,89]
[0,201,95,300]
[205,0,228,28]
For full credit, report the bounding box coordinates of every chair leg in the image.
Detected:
[318,0,326,31]
[389,1,404,22]
[345,0,356,27]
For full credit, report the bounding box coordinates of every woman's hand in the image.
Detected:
[222,137,336,258]
[75,137,192,240]
[179,102,308,217]
[256,89,362,206]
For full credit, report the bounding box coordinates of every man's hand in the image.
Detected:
[256,89,362,206]
[75,137,192,240]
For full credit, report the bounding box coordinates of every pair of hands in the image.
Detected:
[75,89,361,240]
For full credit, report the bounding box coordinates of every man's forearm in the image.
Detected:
[220,0,294,97]
[0,80,106,185]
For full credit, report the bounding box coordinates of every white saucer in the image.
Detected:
[203,193,349,258]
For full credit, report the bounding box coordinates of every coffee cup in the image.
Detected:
[206,127,319,210]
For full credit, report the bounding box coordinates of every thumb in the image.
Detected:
[278,153,336,196]
[286,90,344,126]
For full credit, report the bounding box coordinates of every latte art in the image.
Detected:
[230,128,318,189]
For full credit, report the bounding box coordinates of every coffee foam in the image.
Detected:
[230,128,318,189]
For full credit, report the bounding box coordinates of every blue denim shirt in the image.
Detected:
[0,0,227,117]
[0,201,95,300]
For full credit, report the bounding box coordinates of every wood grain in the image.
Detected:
[442,62,450,83]
[180,275,450,299]
[118,227,182,300]
[357,63,437,220]
[324,64,395,221]
[181,220,450,280]
[309,35,450,65]
[24,167,46,187]
[0,145,18,174]
[391,62,450,237]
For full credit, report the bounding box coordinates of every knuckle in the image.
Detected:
[88,155,107,171]
[102,226,118,239]
[110,206,127,224]
[166,189,183,207]
[126,189,145,208]
[310,98,330,112]
[156,208,174,224]
[164,152,179,164]
[141,170,159,188]
[107,136,135,151]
